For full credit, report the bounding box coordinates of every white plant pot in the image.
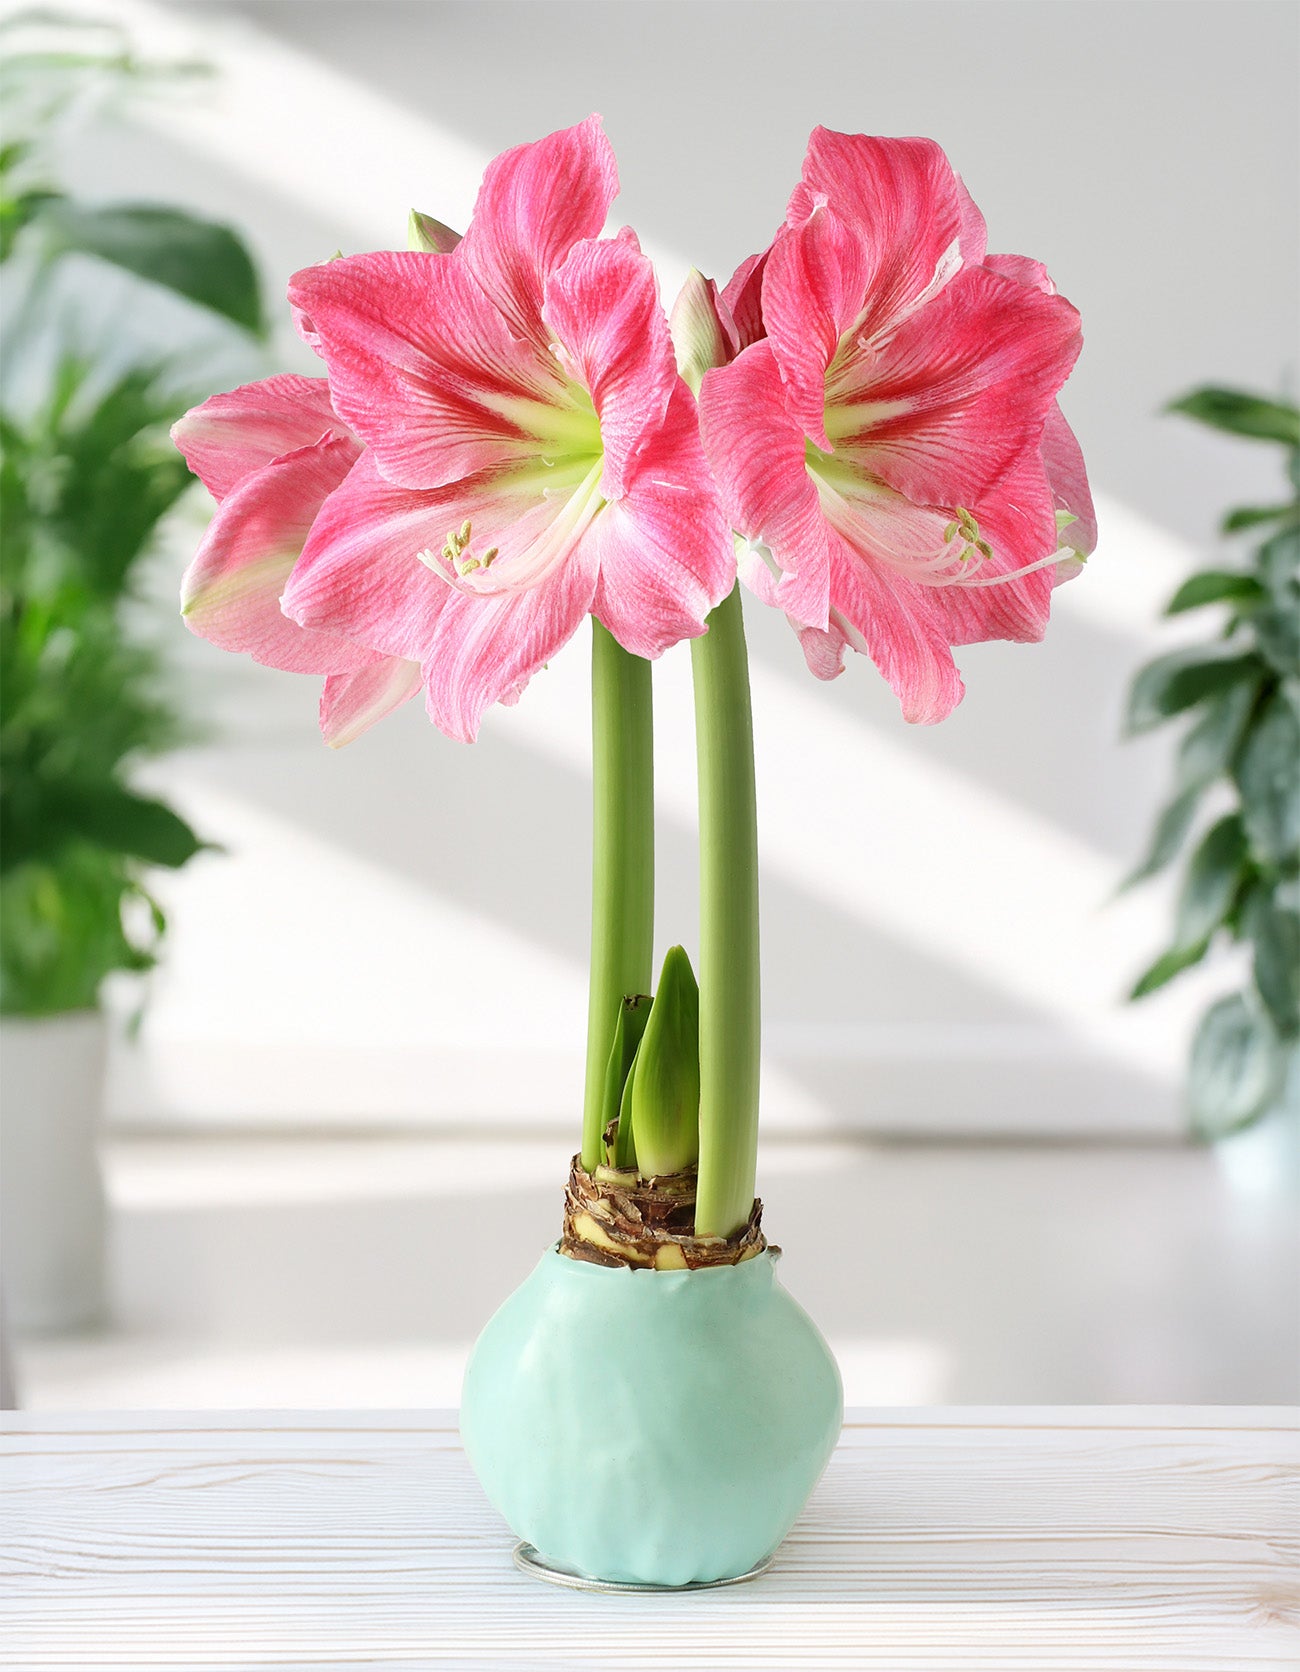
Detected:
[0,1011,109,1334]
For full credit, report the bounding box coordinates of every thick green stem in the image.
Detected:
[581,621,655,1172]
[690,583,760,1237]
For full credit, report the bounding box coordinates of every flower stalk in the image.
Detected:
[690,583,761,1238]
[581,621,655,1173]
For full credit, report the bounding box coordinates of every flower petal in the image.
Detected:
[791,130,969,338]
[982,251,1054,294]
[830,262,1082,508]
[421,537,600,742]
[181,436,377,675]
[720,249,768,352]
[172,375,351,503]
[699,342,831,630]
[1041,402,1097,561]
[458,114,619,350]
[762,210,875,451]
[287,251,567,492]
[590,382,733,657]
[799,532,965,724]
[320,658,422,747]
[282,451,463,660]
[542,231,676,497]
[937,449,1059,645]
[669,268,735,392]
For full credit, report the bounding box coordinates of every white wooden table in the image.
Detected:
[2,1409,1296,1670]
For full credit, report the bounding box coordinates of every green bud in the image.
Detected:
[600,993,652,1168]
[668,269,731,395]
[408,209,463,254]
[631,945,700,1179]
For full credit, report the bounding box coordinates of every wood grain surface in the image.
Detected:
[2,1408,1297,1670]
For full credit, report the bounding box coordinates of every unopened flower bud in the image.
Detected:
[408,209,463,254]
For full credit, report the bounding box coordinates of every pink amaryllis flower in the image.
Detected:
[698,128,1094,723]
[279,116,732,743]
[173,375,421,745]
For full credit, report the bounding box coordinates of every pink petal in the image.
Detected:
[172,375,352,503]
[320,658,422,747]
[590,383,733,657]
[831,262,1082,508]
[287,251,566,492]
[954,173,988,266]
[542,232,676,497]
[799,532,965,724]
[181,436,377,675]
[458,114,619,350]
[720,249,769,351]
[982,251,1054,294]
[790,130,969,339]
[282,451,459,660]
[1041,403,1097,560]
[699,342,830,631]
[761,209,874,451]
[979,257,1095,562]
[420,537,600,742]
[935,450,1059,646]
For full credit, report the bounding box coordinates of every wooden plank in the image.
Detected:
[2,1410,1297,1670]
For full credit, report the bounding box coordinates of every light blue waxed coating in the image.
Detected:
[459,1246,843,1586]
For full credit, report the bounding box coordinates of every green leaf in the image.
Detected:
[1252,907,1300,1038]
[1126,648,1262,735]
[1176,681,1258,792]
[1167,387,1300,448]
[1254,609,1300,678]
[1164,570,1266,615]
[1188,993,1284,1138]
[32,200,264,334]
[1128,939,1209,1001]
[49,785,206,869]
[0,848,164,1016]
[1257,524,1300,602]
[1221,504,1298,534]
[600,992,652,1167]
[630,945,700,1179]
[0,185,61,262]
[1175,814,1249,948]
[1123,786,1202,888]
[1234,688,1300,864]
[614,1037,641,1172]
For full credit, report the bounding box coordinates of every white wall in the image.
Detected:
[25,0,1297,1135]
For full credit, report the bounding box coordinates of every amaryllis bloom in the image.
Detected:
[279,116,732,742]
[173,376,421,746]
[698,128,1094,723]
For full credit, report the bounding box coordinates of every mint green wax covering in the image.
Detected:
[460,1246,843,1586]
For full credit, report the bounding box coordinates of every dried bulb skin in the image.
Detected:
[559,1154,765,1270]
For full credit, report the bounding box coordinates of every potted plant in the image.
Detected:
[173,118,1092,1585]
[0,21,263,1333]
[1125,387,1299,1136]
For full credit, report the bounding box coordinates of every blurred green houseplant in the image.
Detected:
[1126,386,1300,1137]
[0,16,264,1018]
